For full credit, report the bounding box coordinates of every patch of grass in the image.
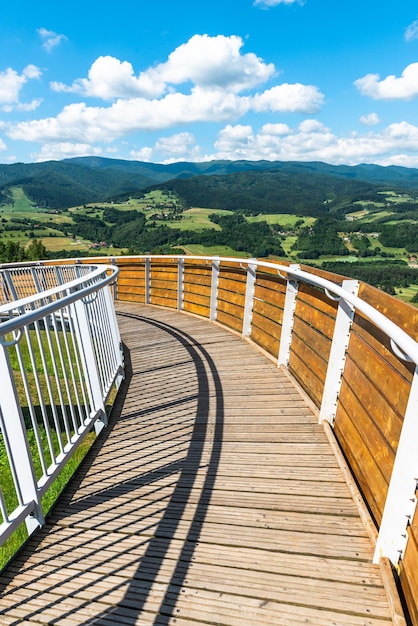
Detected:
[181,244,251,257]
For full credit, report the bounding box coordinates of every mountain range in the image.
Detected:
[1,156,418,212]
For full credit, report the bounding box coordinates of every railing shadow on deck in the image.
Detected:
[0,313,225,625]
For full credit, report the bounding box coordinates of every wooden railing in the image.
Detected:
[3,254,418,623]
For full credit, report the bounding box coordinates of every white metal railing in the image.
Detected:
[0,263,123,548]
[1,254,417,570]
[111,254,418,566]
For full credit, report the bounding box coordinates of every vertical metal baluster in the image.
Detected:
[0,347,44,534]
[23,323,56,466]
[12,334,48,477]
[66,302,92,429]
[32,313,64,458]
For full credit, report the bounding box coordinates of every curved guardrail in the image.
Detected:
[0,263,123,550]
[78,255,418,592]
[2,254,418,622]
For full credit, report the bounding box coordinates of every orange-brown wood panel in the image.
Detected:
[294,298,337,343]
[336,366,397,486]
[333,401,387,526]
[292,316,332,370]
[217,287,246,308]
[117,269,146,280]
[183,281,211,296]
[288,342,326,408]
[253,285,286,311]
[251,311,282,343]
[359,282,418,341]
[218,273,247,292]
[116,291,145,304]
[353,312,415,386]
[298,282,340,318]
[347,331,411,419]
[217,299,244,323]
[149,295,178,309]
[399,503,418,626]
[183,291,211,308]
[182,301,210,318]
[216,309,243,333]
[252,299,284,326]
[117,285,146,299]
[299,263,346,285]
[250,324,280,358]
[340,354,403,459]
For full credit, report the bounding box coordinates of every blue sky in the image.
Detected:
[2,0,418,166]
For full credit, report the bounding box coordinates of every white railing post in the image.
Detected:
[111,258,118,300]
[72,297,107,435]
[145,257,151,304]
[319,279,359,424]
[278,264,300,367]
[102,283,124,389]
[374,365,418,565]
[210,257,220,321]
[178,257,184,311]
[0,342,44,535]
[242,259,257,338]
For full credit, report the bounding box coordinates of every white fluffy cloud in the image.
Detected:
[32,142,103,162]
[254,0,304,6]
[8,80,324,145]
[359,112,380,126]
[52,35,276,100]
[38,28,68,53]
[209,120,418,166]
[355,63,418,100]
[405,19,418,41]
[0,65,42,112]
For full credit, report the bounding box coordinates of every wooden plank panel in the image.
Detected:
[183,291,211,308]
[250,323,280,357]
[289,331,328,396]
[359,282,418,341]
[347,331,410,421]
[340,356,402,462]
[334,397,388,525]
[217,287,245,308]
[183,301,210,318]
[298,282,339,318]
[288,346,324,408]
[294,297,336,341]
[0,302,397,626]
[183,282,211,296]
[252,299,284,325]
[292,316,332,369]
[216,308,243,333]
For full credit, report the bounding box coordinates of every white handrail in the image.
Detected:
[0,263,123,553]
[105,254,418,365]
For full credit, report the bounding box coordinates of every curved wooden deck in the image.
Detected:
[0,303,398,625]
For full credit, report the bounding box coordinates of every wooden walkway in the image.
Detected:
[0,303,397,625]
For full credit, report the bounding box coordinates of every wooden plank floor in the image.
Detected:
[0,303,395,625]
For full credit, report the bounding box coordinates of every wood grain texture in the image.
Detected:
[0,303,396,625]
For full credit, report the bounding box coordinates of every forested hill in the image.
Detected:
[151,169,385,216]
[2,156,418,209]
